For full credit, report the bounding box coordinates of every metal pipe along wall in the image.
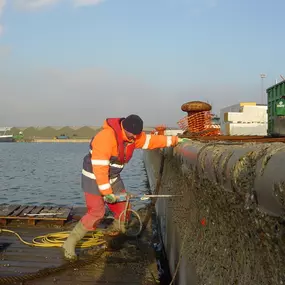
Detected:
[174,140,285,218]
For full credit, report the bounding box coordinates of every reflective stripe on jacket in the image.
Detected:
[82,118,178,196]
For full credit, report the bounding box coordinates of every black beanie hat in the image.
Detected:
[122,114,143,135]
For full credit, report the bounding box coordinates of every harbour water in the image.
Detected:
[0,142,173,283]
[0,143,150,208]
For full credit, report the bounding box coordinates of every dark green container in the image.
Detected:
[266,80,285,136]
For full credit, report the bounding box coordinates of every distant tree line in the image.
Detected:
[6,126,102,139]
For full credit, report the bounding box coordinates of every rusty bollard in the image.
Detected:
[155,125,166,135]
[180,101,212,133]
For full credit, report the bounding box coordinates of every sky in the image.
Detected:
[0,0,284,127]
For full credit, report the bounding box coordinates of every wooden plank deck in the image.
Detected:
[0,205,72,226]
[0,206,159,285]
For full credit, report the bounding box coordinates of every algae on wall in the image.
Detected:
[148,148,285,285]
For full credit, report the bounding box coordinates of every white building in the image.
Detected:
[220,102,268,136]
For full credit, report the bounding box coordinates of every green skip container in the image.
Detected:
[267,80,285,136]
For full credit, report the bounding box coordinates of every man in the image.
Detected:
[63,114,182,260]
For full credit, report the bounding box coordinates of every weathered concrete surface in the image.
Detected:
[143,140,285,285]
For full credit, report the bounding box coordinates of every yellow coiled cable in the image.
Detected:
[0,229,106,248]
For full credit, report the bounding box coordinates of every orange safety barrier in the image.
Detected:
[177,111,220,136]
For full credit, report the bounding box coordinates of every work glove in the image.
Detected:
[177,138,188,144]
[104,194,117,204]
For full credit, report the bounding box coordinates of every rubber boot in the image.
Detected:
[62,221,88,260]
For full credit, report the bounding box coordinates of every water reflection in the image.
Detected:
[0,143,150,209]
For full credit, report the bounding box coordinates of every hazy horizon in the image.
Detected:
[0,0,284,127]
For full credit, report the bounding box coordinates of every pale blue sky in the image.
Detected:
[0,0,284,126]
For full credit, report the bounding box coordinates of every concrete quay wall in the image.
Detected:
[143,140,285,285]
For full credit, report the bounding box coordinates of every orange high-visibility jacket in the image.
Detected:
[82,118,178,196]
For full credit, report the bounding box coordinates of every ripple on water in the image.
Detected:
[0,144,150,209]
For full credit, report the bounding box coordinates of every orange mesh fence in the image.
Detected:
[177,111,220,136]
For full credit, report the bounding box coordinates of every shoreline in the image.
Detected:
[13,139,91,143]
[33,139,90,143]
